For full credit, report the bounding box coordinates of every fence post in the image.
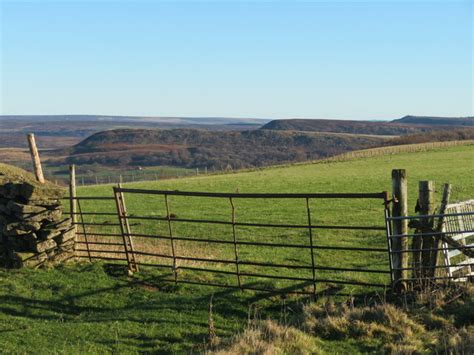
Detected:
[391,169,408,292]
[69,164,77,231]
[431,183,451,277]
[27,133,45,184]
[417,181,436,279]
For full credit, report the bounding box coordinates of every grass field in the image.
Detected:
[1,143,473,353]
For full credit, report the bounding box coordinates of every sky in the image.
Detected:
[0,0,472,120]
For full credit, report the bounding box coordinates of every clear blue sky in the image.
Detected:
[0,0,472,120]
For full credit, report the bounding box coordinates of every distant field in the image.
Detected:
[1,144,473,353]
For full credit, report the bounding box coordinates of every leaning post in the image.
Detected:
[391,169,408,292]
[430,184,452,277]
[27,133,45,184]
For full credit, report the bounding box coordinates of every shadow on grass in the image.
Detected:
[0,262,389,352]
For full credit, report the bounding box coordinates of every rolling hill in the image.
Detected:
[260,116,473,135]
[54,128,388,170]
[0,115,269,149]
[393,115,474,126]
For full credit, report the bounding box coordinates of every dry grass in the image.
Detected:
[209,320,321,355]
[304,302,426,353]
[210,284,474,354]
[75,231,223,270]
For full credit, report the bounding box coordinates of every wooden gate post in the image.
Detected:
[416,181,436,279]
[392,169,408,292]
[27,133,45,184]
[69,164,77,233]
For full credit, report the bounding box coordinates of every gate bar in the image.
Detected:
[114,188,386,199]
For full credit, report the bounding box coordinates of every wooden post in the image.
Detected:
[392,169,408,292]
[416,181,436,279]
[69,165,78,255]
[27,133,45,184]
[431,184,452,277]
[69,164,77,232]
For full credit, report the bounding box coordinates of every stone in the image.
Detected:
[7,233,37,251]
[11,251,48,268]
[20,182,64,201]
[51,251,74,263]
[29,199,61,207]
[20,210,56,223]
[37,228,62,240]
[4,221,41,236]
[60,239,75,248]
[50,218,73,231]
[54,227,76,244]
[46,249,57,258]
[32,239,57,253]
[44,208,62,223]
[21,207,63,223]
[7,201,46,215]
[0,165,72,268]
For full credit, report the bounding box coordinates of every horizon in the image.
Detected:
[1,1,472,119]
[1,113,474,123]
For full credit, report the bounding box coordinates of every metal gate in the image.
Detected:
[110,187,392,295]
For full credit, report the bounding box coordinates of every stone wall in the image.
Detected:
[0,164,75,268]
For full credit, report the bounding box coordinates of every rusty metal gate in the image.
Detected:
[96,187,394,296]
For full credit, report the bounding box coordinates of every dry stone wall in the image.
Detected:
[0,164,75,268]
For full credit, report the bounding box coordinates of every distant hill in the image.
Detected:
[260,116,474,135]
[392,115,474,126]
[260,119,435,135]
[55,128,387,170]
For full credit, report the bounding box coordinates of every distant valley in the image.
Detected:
[1,114,473,184]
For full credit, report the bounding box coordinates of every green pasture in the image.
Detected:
[73,144,474,294]
[1,144,473,353]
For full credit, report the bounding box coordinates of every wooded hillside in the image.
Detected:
[55,128,386,170]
